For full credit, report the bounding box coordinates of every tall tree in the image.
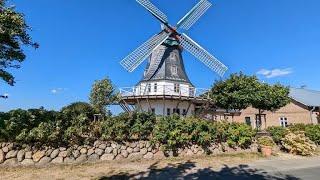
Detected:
[210,72,290,130]
[252,83,290,129]
[0,0,38,85]
[89,77,118,114]
[209,72,260,111]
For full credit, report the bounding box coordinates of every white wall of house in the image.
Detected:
[134,81,194,97]
[137,99,195,116]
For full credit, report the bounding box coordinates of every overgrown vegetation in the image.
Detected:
[0,106,256,152]
[267,124,320,156]
[267,124,320,146]
[281,130,317,156]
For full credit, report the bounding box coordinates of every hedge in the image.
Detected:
[0,104,257,152]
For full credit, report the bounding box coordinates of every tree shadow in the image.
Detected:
[99,161,300,180]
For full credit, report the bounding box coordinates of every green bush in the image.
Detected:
[152,115,189,151]
[267,126,287,144]
[226,123,256,148]
[288,123,307,132]
[101,112,156,141]
[129,112,156,140]
[152,116,256,151]
[1,106,257,150]
[184,117,218,148]
[305,125,320,145]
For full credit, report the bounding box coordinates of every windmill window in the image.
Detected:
[171,66,178,75]
[170,53,175,60]
[154,83,157,92]
[183,109,187,116]
[174,84,180,93]
[174,108,180,115]
[280,117,288,127]
[167,108,171,116]
[147,84,151,93]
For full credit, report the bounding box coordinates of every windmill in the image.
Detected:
[119,0,228,116]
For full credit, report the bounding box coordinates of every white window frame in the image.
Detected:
[280,117,288,127]
[147,84,151,93]
[171,65,178,75]
[154,83,157,92]
[174,84,180,93]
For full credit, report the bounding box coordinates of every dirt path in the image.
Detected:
[0,153,262,180]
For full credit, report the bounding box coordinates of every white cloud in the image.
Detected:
[257,68,293,78]
[3,93,9,97]
[51,88,67,94]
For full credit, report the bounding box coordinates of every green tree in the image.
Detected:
[209,72,259,111]
[0,1,38,85]
[60,102,96,144]
[252,83,290,129]
[89,77,118,113]
[210,72,290,130]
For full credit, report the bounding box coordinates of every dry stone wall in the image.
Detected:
[0,141,258,167]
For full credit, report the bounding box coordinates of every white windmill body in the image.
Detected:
[119,0,228,116]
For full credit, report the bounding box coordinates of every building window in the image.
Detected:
[173,108,180,115]
[174,84,180,93]
[171,66,178,75]
[170,53,175,60]
[154,83,157,92]
[167,108,171,116]
[189,87,195,96]
[151,108,155,114]
[183,109,187,116]
[147,84,151,93]
[245,117,251,126]
[280,117,288,127]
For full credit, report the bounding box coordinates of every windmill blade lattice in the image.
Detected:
[120,31,171,72]
[136,0,168,23]
[176,0,212,30]
[179,33,228,76]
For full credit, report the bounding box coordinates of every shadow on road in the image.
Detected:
[99,161,300,180]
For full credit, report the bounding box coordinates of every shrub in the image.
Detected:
[305,125,320,145]
[152,115,189,151]
[101,112,155,141]
[267,126,287,144]
[152,117,256,151]
[281,130,317,156]
[257,136,275,147]
[226,122,256,148]
[60,102,97,144]
[288,123,306,132]
[129,112,156,140]
[185,117,217,148]
[101,113,130,141]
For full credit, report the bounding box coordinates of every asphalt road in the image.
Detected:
[248,157,320,180]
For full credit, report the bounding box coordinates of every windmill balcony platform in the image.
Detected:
[119,85,210,103]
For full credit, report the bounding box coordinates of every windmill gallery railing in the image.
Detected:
[119,85,210,99]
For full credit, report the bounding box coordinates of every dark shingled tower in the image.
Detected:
[140,44,193,86]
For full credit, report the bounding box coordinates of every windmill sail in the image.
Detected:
[136,0,168,24]
[120,31,171,72]
[176,0,212,30]
[179,33,228,76]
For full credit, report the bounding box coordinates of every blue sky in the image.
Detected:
[1,0,320,112]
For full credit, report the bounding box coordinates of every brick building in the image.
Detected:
[222,88,320,129]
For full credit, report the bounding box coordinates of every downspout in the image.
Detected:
[310,106,316,124]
